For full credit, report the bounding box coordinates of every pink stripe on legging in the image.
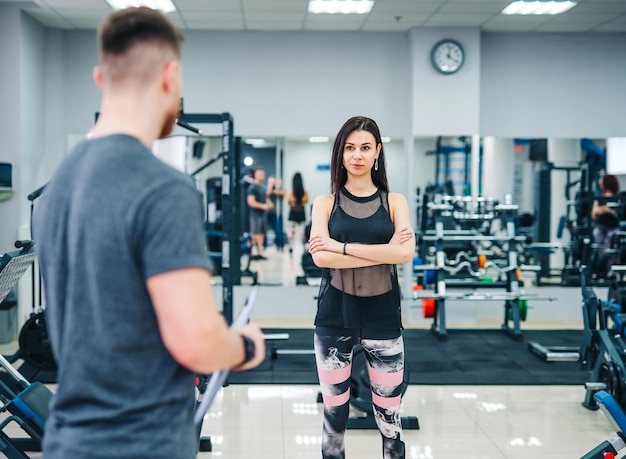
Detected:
[322,390,350,407]
[318,366,351,385]
[367,367,404,386]
[372,393,402,409]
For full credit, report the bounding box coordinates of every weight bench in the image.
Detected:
[581,390,626,458]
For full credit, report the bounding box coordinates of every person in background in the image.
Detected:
[591,173,621,279]
[33,8,265,459]
[287,172,309,245]
[247,166,272,260]
[308,116,415,459]
[266,176,286,250]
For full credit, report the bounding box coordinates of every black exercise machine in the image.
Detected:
[580,286,626,411]
[0,241,57,384]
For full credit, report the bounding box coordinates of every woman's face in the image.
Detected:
[342,130,380,177]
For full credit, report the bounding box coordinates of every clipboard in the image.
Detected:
[194,284,260,425]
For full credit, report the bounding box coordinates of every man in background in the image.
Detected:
[247,166,272,259]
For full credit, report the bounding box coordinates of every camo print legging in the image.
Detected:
[314,327,405,459]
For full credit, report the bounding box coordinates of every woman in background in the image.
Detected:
[591,173,621,279]
[287,172,309,244]
[266,176,286,249]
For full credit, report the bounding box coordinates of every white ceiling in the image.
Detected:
[2,0,626,33]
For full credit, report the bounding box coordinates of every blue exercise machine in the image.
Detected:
[581,390,626,458]
[0,243,53,458]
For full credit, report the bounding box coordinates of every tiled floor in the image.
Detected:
[196,384,616,459]
[1,238,622,458]
[194,239,622,458]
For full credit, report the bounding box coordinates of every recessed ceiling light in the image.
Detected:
[105,0,176,13]
[309,136,330,143]
[308,0,375,15]
[502,1,577,15]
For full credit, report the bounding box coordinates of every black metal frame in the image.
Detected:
[178,112,240,324]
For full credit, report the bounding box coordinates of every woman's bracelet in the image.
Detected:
[343,241,347,256]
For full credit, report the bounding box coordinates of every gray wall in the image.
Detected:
[0,4,24,251]
[410,27,481,136]
[481,32,626,138]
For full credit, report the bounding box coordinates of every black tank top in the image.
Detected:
[314,187,402,330]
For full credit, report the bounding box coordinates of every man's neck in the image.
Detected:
[90,92,163,148]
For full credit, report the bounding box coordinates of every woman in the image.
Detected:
[308,116,415,459]
[591,174,621,278]
[287,172,309,243]
[266,176,285,249]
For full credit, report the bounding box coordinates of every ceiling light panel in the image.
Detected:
[105,0,176,13]
[502,1,577,16]
[308,0,375,15]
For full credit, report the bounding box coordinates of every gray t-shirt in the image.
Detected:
[34,134,212,459]
[247,183,267,219]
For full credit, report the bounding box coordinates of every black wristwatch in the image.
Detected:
[241,334,255,365]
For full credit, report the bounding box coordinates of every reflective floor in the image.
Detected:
[197,384,616,458]
[196,238,619,458]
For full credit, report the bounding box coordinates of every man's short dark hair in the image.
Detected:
[97,7,183,59]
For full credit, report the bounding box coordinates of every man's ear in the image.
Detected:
[93,66,103,89]
[162,60,179,94]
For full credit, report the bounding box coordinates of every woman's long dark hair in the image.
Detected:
[329,116,388,194]
[292,172,305,204]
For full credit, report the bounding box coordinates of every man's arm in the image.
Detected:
[147,267,265,374]
[247,191,270,211]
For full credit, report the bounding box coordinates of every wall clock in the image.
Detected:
[430,39,465,75]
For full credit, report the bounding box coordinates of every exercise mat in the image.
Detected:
[227,328,590,386]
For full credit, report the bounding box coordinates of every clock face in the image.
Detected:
[431,39,464,75]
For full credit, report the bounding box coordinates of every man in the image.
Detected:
[33,7,265,459]
[246,166,273,259]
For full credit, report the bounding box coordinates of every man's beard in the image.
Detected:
[158,107,178,140]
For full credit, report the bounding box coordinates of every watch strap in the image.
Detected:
[241,334,255,364]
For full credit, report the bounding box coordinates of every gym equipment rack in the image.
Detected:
[414,197,552,340]
[176,111,240,324]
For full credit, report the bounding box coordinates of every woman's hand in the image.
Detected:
[308,235,342,254]
[389,227,414,245]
